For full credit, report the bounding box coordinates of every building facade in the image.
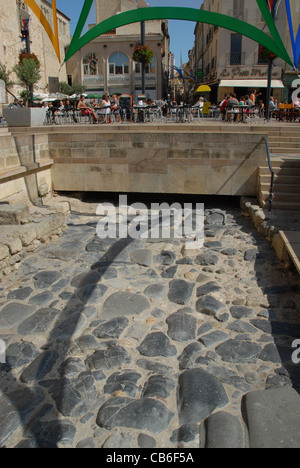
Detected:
[191,0,300,105]
[0,0,71,102]
[66,0,170,101]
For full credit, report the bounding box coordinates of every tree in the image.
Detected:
[0,63,19,102]
[59,81,86,96]
[13,54,41,107]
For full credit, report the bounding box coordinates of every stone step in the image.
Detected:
[270,201,300,211]
[269,141,300,149]
[259,173,300,184]
[260,190,300,203]
[260,182,300,194]
[269,147,300,154]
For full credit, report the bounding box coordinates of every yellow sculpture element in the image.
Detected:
[23,0,60,62]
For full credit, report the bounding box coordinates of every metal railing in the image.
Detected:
[263,136,275,212]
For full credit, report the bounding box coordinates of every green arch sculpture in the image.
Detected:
[65,2,293,67]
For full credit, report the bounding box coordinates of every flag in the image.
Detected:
[266,0,278,14]
[21,19,29,42]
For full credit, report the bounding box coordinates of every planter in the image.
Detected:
[3,107,47,127]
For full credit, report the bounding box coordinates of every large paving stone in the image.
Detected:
[0,303,36,329]
[178,368,229,425]
[49,372,98,418]
[101,292,150,319]
[0,388,45,446]
[216,339,262,363]
[244,387,300,448]
[85,345,131,371]
[168,279,194,305]
[196,296,228,320]
[17,308,59,335]
[202,412,245,448]
[137,332,177,357]
[96,397,174,434]
[34,271,62,289]
[20,350,60,383]
[93,317,129,339]
[166,311,197,342]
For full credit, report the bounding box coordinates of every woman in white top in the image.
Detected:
[98,94,111,123]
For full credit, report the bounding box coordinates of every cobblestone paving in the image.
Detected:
[0,202,300,448]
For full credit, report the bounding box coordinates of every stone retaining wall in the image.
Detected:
[0,132,52,202]
[49,131,267,196]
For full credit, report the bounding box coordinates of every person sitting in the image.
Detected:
[226,93,239,121]
[8,99,22,108]
[110,94,119,121]
[77,95,97,123]
[97,94,111,123]
[258,100,265,118]
[220,94,228,121]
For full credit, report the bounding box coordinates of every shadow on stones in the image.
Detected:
[0,237,133,448]
[242,219,300,395]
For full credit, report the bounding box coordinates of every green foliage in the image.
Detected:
[13,56,41,106]
[59,81,86,96]
[133,45,154,64]
[0,63,14,90]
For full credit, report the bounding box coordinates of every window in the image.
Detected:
[230,34,242,65]
[233,0,245,18]
[83,53,103,76]
[109,53,130,75]
[135,57,156,74]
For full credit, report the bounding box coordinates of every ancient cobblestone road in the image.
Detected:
[0,201,300,448]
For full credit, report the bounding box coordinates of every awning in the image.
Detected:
[219,79,284,88]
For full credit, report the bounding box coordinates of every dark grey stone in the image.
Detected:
[17,308,59,335]
[157,250,176,265]
[166,312,197,342]
[228,320,258,334]
[6,341,39,368]
[230,306,254,319]
[96,397,174,434]
[161,266,178,278]
[93,317,129,339]
[0,388,45,446]
[130,249,152,267]
[168,279,194,305]
[50,372,98,418]
[196,296,227,319]
[137,332,177,357]
[203,412,245,448]
[20,350,60,383]
[25,419,76,448]
[244,387,300,448]
[196,282,222,297]
[198,330,229,349]
[104,371,142,397]
[138,433,156,448]
[101,292,150,319]
[0,303,36,329]
[144,283,168,299]
[142,374,176,399]
[178,368,229,425]
[59,358,86,378]
[77,284,108,304]
[259,343,291,364]
[7,287,33,301]
[204,241,223,250]
[216,339,262,363]
[29,291,54,307]
[136,359,173,374]
[195,251,219,266]
[70,271,102,289]
[85,345,131,371]
[34,271,62,289]
[171,424,199,443]
[178,342,203,370]
[251,319,300,338]
[221,248,238,256]
[205,210,226,226]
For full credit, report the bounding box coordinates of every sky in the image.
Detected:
[56,0,203,66]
